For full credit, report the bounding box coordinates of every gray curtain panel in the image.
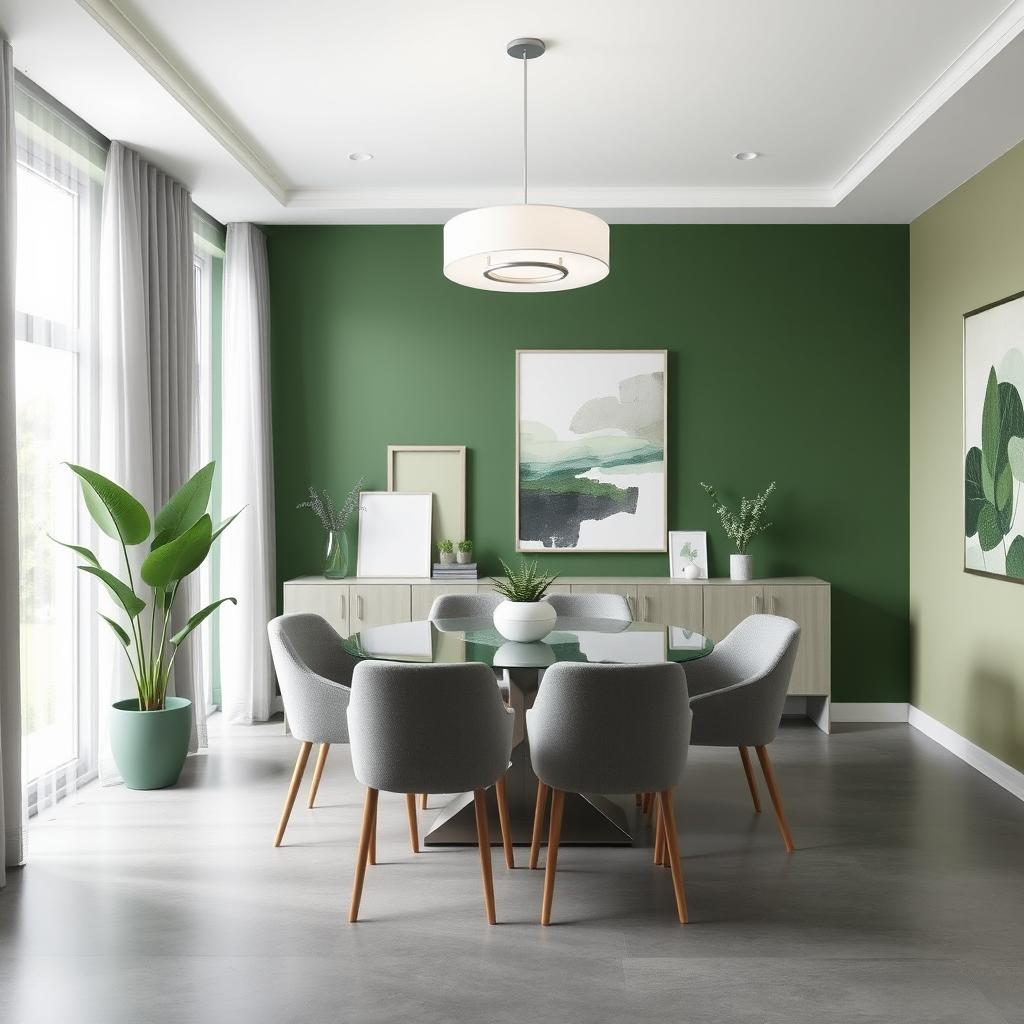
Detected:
[220,223,276,723]
[0,38,24,885]
[98,141,204,764]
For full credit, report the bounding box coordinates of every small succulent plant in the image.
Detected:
[437,538,454,554]
[491,558,558,603]
[457,539,473,553]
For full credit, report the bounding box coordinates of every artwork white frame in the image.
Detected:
[386,445,466,550]
[668,530,708,579]
[355,492,432,578]
[516,349,668,553]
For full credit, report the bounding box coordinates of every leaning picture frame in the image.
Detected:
[668,530,708,579]
[386,445,466,550]
[356,491,433,578]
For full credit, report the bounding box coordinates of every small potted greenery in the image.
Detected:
[297,478,363,579]
[700,480,776,580]
[491,558,559,642]
[437,538,455,565]
[52,462,238,789]
[456,539,474,565]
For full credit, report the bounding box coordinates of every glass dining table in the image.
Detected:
[340,615,714,846]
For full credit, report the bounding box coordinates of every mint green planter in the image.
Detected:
[109,696,193,790]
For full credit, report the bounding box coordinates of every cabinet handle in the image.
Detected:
[769,594,778,615]
[356,594,364,620]
[341,595,346,619]
[643,595,651,622]
[753,593,762,613]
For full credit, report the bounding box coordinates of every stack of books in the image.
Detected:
[432,562,479,580]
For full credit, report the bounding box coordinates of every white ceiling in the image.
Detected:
[2,0,1024,224]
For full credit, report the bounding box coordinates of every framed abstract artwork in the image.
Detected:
[516,349,667,552]
[964,291,1024,583]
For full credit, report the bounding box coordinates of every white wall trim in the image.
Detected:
[830,702,909,723]
[74,0,289,203]
[908,705,1024,803]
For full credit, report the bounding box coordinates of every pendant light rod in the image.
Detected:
[506,38,545,206]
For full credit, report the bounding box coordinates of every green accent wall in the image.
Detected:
[911,141,1024,771]
[266,224,909,703]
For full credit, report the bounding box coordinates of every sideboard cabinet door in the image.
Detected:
[763,584,831,695]
[351,585,412,631]
[636,585,703,633]
[702,585,764,646]
[282,583,349,636]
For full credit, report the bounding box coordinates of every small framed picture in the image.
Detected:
[356,492,433,578]
[668,530,708,579]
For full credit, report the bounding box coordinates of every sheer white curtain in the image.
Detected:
[220,223,276,723]
[0,37,24,886]
[97,142,204,779]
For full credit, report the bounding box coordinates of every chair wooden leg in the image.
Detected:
[274,741,312,847]
[756,745,795,853]
[307,743,330,809]
[658,790,688,924]
[495,775,515,869]
[540,789,565,926]
[641,792,653,815]
[420,793,428,810]
[738,746,761,813]
[348,787,378,922]
[635,792,643,807]
[529,781,549,870]
[405,793,419,853]
[473,789,496,925]
[369,795,378,865]
[652,797,665,865]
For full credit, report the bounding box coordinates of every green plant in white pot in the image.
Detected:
[52,462,239,789]
[491,558,559,642]
[700,480,776,580]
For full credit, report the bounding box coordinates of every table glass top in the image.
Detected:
[341,616,713,669]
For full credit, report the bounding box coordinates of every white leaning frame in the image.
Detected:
[668,530,708,579]
[356,492,433,578]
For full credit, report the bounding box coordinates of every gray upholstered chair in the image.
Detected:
[267,613,360,847]
[427,591,502,621]
[346,660,516,924]
[526,662,691,925]
[684,614,801,853]
[543,591,632,620]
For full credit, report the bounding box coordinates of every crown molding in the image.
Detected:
[831,0,1024,203]
[73,0,290,203]
[285,185,835,211]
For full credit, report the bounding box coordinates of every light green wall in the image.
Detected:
[266,224,910,703]
[911,141,1024,771]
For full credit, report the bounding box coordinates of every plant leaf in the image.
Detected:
[1009,436,1024,484]
[1006,535,1024,578]
[98,613,131,647]
[65,463,150,545]
[140,514,212,588]
[977,502,1005,552]
[965,446,985,538]
[49,534,100,569]
[170,597,237,646]
[211,507,243,543]
[982,367,1001,479]
[154,462,215,541]
[79,565,146,618]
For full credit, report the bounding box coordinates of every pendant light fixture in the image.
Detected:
[443,38,610,292]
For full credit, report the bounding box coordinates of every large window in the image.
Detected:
[14,80,105,811]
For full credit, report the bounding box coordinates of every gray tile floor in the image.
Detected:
[2,718,1023,1024]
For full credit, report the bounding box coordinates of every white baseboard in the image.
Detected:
[908,705,1024,803]
[830,702,909,723]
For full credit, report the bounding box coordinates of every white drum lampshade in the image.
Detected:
[443,204,610,293]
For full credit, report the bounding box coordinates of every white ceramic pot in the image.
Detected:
[730,553,753,581]
[683,562,701,580]
[456,550,472,564]
[439,550,455,565]
[493,600,557,643]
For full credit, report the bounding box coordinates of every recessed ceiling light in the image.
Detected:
[348,152,373,162]
[734,151,760,161]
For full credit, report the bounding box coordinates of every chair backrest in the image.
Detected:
[544,592,632,621]
[266,613,356,743]
[526,662,690,794]
[688,614,801,748]
[347,661,514,794]
[427,591,503,622]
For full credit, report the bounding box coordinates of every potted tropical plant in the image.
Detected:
[437,538,455,565]
[456,539,474,565]
[52,462,238,790]
[700,480,776,580]
[297,478,363,579]
[491,558,559,642]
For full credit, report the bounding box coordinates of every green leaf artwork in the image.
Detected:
[1006,535,1024,579]
[964,446,985,538]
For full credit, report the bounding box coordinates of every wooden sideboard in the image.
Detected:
[282,575,831,731]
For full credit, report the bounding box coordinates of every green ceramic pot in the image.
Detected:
[109,696,192,790]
